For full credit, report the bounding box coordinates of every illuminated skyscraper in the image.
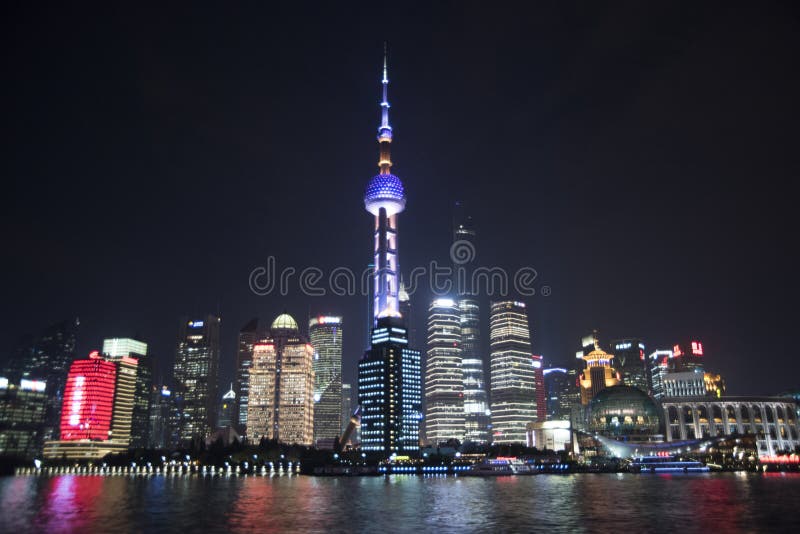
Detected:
[0,377,48,458]
[489,301,537,443]
[543,367,581,421]
[173,315,221,445]
[611,338,648,393]
[532,355,546,422]
[102,337,151,448]
[9,318,79,441]
[452,203,489,443]
[671,340,705,373]
[235,318,259,435]
[341,382,352,432]
[309,316,343,444]
[218,385,236,428]
[148,384,173,449]
[43,351,136,459]
[578,344,620,405]
[648,349,673,399]
[358,49,422,456]
[246,314,315,445]
[425,298,464,444]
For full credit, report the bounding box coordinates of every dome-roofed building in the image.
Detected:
[271,313,299,333]
[589,385,662,438]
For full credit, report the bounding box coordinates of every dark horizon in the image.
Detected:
[2,3,798,395]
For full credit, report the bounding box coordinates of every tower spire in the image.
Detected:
[378,42,392,174]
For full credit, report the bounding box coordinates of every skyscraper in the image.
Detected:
[532,354,546,422]
[102,337,152,449]
[425,298,464,445]
[358,49,422,456]
[148,384,173,449]
[578,345,620,405]
[10,318,79,441]
[611,338,648,393]
[543,367,581,421]
[453,202,489,443]
[218,385,236,429]
[246,314,315,445]
[341,382,352,432]
[309,316,343,444]
[173,315,221,445]
[671,339,705,373]
[0,377,48,458]
[235,318,259,436]
[489,301,537,443]
[43,351,136,459]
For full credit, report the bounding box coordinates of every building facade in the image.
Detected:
[246,314,315,445]
[425,298,464,445]
[309,316,343,444]
[102,337,151,449]
[234,318,258,436]
[611,338,648,393]
[489,301,537,444]
[173,316,221,445]
[0,377,48,458]
[661,397,800,457]
[579,346,620,406]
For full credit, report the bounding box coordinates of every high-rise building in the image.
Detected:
[148,384,173,449]
[398,281,414,345]
[543,367,581,421]
[532,355,546,422]
[102,337,151,449]
[246,314,315,445]
[43,352,137,459]
[357,51,422,456]
[452,203,489,443]
[671,340,705,373]
[173,315,221,445]
[425,298,464,445]
[578,344,620,405]
[218,385,236,429]
[489,301,538,444]
[309,316,343,444]
[648,349,673,400]
[9,318,79,442]
[234,318,258,436]
[0,377,47,458]
[341,382,352,433]
[111,356,138,445]
[610,338,648,393]
[459,298,490,443]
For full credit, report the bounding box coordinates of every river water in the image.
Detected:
[1,473,798,533]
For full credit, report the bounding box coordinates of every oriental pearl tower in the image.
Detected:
[364,46,405,324]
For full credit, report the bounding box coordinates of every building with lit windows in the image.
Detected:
[7,318,79,442]
[663,370,707,398]
[246,314,315,445]
[0,377,48,458]
[647,349,673,399]
[148,385,173,449]
[424,298,464,444]
[459,298,490,443]
[309,316,343,444]
[489,301,537,444]
[234,318,258,436]
[661,396,800,457]
[173,315,221,445]
[102,337,151,449]
[578,344,620,406]
[543,367,580,421]
[357,50,422,457]
[43,352,137,459]
[341,382,352,433]
[217,385,236,428]
[671,340,705,373]
[611,338,648,393]
[532,355,546,422]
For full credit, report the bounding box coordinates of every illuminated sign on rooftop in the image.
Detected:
[20,379,46,392]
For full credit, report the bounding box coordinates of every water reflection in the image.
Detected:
[0,473,798,533]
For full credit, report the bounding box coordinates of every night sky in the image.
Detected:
[2,3,798,395]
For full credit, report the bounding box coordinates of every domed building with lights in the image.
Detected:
[589,385,663,439]
[245,313,315,445]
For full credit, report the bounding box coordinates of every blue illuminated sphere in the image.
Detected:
[364,173,406,215]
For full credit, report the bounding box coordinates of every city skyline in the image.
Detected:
[2,4,798,400]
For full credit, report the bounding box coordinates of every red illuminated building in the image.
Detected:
[59,353,117,441]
